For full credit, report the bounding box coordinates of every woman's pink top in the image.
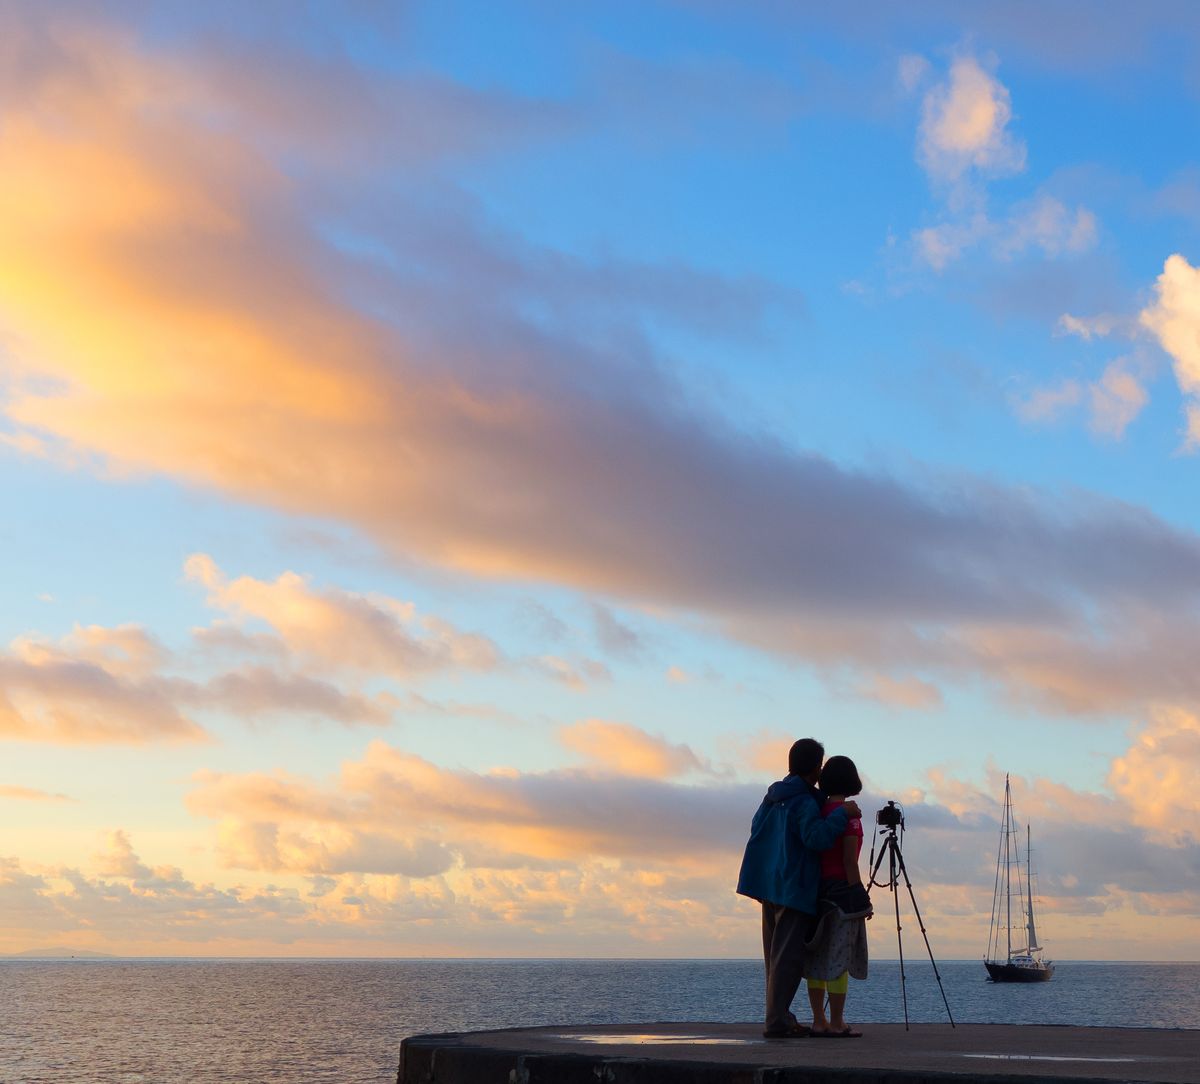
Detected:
[819,798,863,880]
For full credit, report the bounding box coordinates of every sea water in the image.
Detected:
[2,958,1197,1083]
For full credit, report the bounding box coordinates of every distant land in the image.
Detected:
[3,947,116,959]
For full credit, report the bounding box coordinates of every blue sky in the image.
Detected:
[1,0,1199,959]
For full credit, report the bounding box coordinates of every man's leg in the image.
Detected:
[761,903,783,1030]
[763,903,810,1033]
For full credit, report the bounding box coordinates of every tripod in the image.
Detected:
[868,820,955,1030]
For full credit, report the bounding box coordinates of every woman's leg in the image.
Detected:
[825,972,849,1030]
[806,979,829,1032]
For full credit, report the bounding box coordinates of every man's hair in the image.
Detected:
[788,737,825,777]
[819,755,862,797]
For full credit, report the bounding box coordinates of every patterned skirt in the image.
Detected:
[803,899,869,982]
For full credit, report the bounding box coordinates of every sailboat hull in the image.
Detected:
[985,961,1054,983]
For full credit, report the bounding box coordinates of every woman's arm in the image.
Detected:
[842,834,862,885]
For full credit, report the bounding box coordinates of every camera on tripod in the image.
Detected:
[867,797,955,1029]
[875,799,903,829]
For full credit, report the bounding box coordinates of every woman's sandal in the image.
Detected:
[817,1025,863,1038]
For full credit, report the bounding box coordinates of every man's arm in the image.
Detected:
[793,795,848,851]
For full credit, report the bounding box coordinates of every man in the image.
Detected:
[736,737,861,1038]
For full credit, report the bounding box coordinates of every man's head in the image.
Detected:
[787,737,825,782]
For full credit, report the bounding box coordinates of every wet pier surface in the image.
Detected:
[398,1021,1199,1083]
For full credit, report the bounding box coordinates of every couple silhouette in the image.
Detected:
[737,737,871,1038]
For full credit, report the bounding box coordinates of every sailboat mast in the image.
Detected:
[1026,824,1039,952]
[1004,775,1012,960]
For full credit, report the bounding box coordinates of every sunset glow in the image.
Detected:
[3,2,1200,961]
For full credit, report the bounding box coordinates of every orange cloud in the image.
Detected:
[186,554,499,676]
[559,719,710,778]
[0,785,72,802]
[1108,706,1200,843]
[187,740,756,875]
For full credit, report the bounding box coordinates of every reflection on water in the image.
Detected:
[557,1032,760,1045]
[2,959,1198,1083]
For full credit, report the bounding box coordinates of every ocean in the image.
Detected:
[2,959,1198,1083]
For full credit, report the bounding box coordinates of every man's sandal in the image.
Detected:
[762,1023,810,1038]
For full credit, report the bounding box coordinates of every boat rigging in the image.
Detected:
[984,774,1053,983]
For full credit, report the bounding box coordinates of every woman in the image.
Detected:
[804,754,871,1038]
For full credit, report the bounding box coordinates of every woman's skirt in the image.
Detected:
[803,883,869,982]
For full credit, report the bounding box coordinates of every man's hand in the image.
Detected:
[842,800,862,820]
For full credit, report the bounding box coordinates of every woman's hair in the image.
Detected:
[819,755,862,797]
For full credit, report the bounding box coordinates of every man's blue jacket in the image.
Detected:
[736,775,849,914]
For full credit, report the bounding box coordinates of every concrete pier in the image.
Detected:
[398,1021,1199,1083]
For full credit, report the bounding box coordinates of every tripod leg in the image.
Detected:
[869,837,890,888]
[893,846,956,1028]
[890,841,909,1030]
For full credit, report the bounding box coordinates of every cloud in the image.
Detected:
[914,195,1097,271]
[0,785,72,802]
[6,722,1200,955]
[1015,358,1148,440]
[0,840,327,954]
[1109,706,1200,843]
[733,595,1200,718]
[186,554,499,677]
[910,57,1094,271]
[170,728,1200,956]
[1057,312,1126,341]
[193,668,395,727]
[55,624,169,680]
[0,639,205,745]
[897,53,930,94]
[590,604,644,661]
[919,55,1025,185]
[1140,253,1200,447]
[913,216,989,270]
[93,829,153,879]
[734,730,795,776]
[532,655,612,691]
[559,719,711,778]
[1014,379,1083,424]
[187,740,758,876]
[0,839,752,955]
[999,195,1097,259]
[1088,360,1148,439]
[3,12,1199,720]
[856,673,943,710]
[1,610,406,741]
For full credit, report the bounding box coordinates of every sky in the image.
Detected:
[2,0,1199,961]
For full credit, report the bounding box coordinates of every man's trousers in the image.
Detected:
[761,901,815,1032]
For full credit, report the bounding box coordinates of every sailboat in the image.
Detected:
[984,774,1054,983]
